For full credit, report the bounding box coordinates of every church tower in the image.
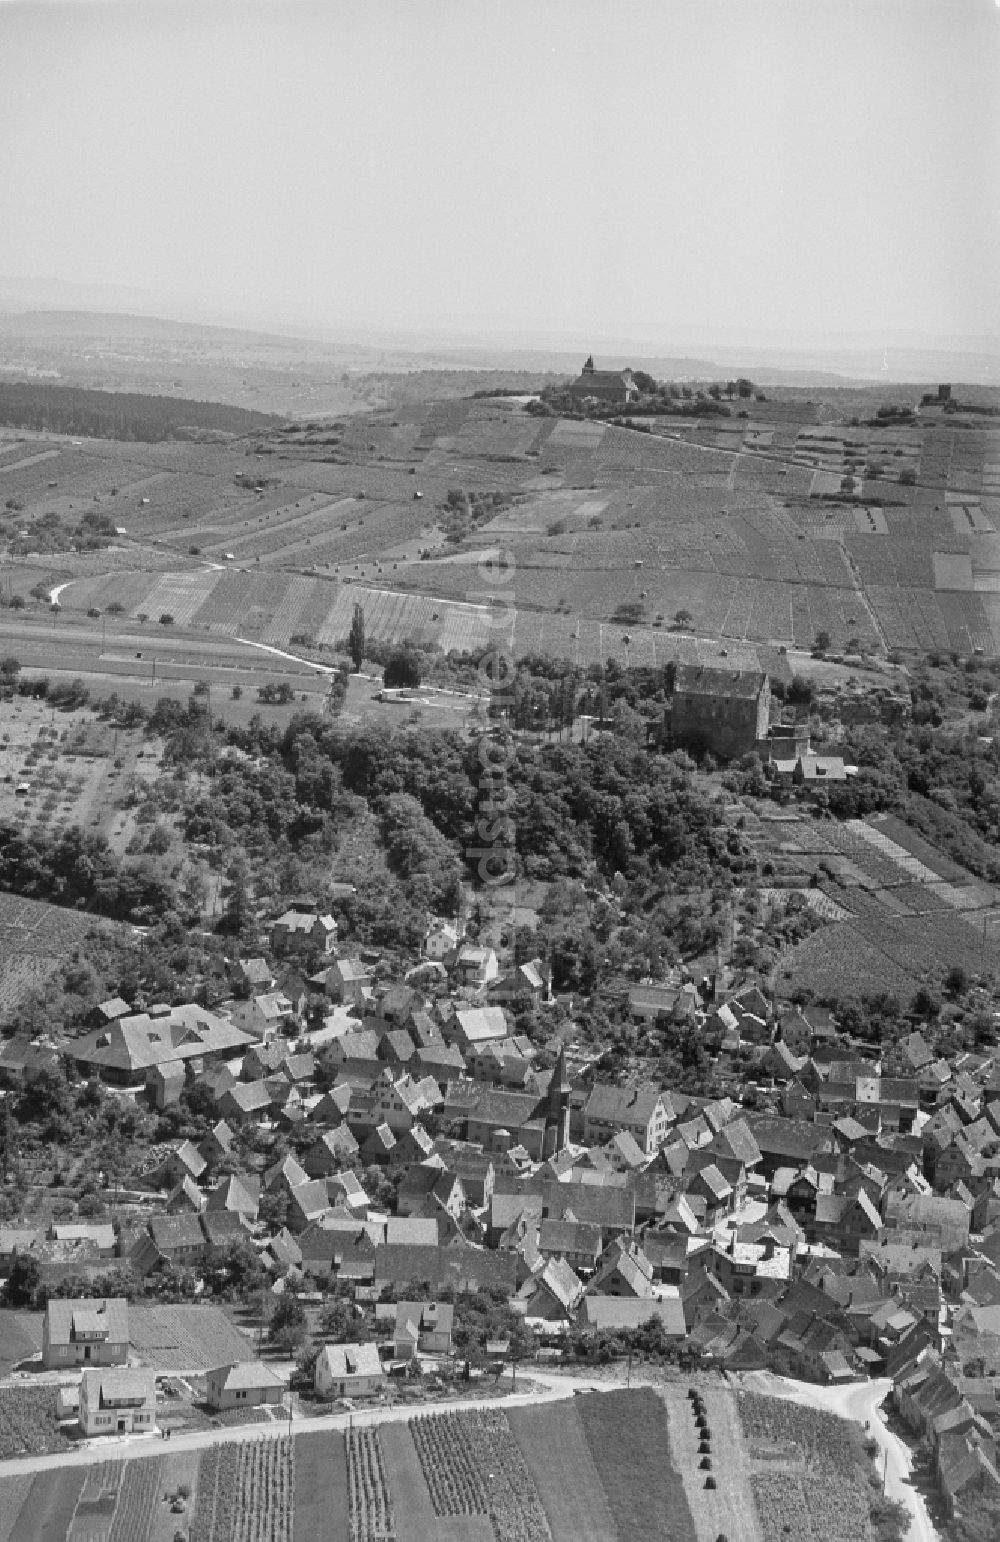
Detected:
[543,1043,572,1156]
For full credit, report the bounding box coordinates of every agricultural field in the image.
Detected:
[656,1383,762,1542]
[0,697,162,852]
[3,387,1000,704]
[0,1385,883,1542]
[128,1304,255,1373]
[737,1391,878,1542]
[0,891,130,1019]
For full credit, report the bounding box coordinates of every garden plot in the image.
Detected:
[380,1421,491,1542]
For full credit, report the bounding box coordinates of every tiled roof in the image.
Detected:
[46,1296,129,1347]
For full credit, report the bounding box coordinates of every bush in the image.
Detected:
[159,613,174,625]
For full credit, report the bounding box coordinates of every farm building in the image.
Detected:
[79,1368,157,1437]
[205,1360,286,1412]
[314,1341,386,1400]
[566,356,638,405]
[667,664,771,760]
[42,1296,129,1369]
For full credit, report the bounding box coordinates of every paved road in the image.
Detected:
[735,1370,939,1542]
[0,1374,602,1476]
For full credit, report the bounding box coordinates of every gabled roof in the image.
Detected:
[524,1256,584,1312]
[453,1007,509,1043]
[209,1360,285,1392]
[288,1179,331,1220]
[584,1082,664,1126]
[46,1297,129,1347]
[317,1341,383,1379]
[172,1141,207,1180]
[83,1367,155,1408]
[149,1214,205,1251]
[580,1294,685,1335]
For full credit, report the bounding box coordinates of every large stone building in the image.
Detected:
[566,356,638,405]
[668,664,771,760]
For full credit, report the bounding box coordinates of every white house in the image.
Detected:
[424,919,459,961]
[79,1368,157,1437]
[314,1341,386,1400]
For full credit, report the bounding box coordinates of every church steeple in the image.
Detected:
[582,354,595,374]
[546,1043,572,1154]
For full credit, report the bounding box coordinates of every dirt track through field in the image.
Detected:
[658,1382,763,1542]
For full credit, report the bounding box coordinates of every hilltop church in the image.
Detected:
[567,356,638,406]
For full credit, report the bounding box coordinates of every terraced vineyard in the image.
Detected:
[6,386,1000,681]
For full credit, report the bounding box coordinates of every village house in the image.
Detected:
[450,946,499,991]
[205,1361,286,1413]
[233,957,275,995]
[314,1342,386,1400]
[582,1083,671,1155]
[79,1368,157,1437]
[424,918,460,960]
[323,958,372,1006]
[226,992,295,1041]
[42,1297,129,1370]
[270,907,337,957]
[392,1300,455,1360]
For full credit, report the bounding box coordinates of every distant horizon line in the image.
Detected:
[0,275,997,361]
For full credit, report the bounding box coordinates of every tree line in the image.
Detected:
[0,382,281,442]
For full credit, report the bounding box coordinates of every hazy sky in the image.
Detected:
[1,0,998,348]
